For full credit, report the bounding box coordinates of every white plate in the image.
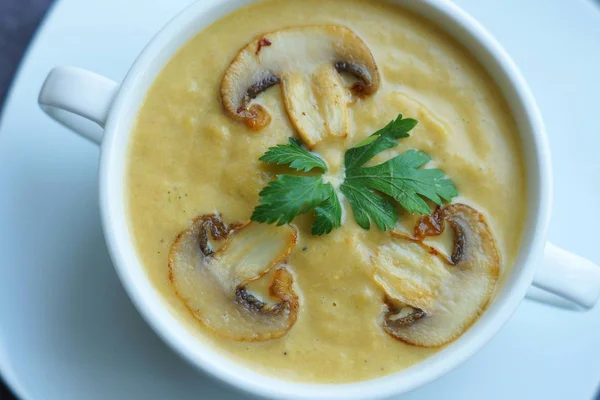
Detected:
[1,0,600,399]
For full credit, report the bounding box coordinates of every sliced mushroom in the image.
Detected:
[373,204,500,347]
[168,214,299,341]
[221,25,380,148]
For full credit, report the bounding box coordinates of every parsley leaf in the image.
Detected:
[344,149,458,219]
[339,182,397,230]
[312,185,342,235]
[344,115,418,169]
[250,175,341,235]
[259,138,327,172]
[343,115,458,230]
[251,114,457,235]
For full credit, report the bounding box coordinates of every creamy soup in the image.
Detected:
[127,0,526,383]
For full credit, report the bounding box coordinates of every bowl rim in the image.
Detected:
[99,0,552,399]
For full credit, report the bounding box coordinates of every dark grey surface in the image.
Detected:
[0,0,53,114]
[1,0,54,397]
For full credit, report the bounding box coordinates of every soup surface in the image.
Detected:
[127,0,526,383]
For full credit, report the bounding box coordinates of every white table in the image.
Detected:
[1,0,599,399]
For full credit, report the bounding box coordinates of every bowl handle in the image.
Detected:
[528,242,600,310]
[38,66,119,145]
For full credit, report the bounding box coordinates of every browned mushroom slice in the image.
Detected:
[168,215,299,341]
[373,204,500,347]
[221,25,380,148]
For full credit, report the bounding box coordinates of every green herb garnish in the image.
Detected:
[251,142,342,235]
[258,138,328,172]
[251,114,458,235]
[341,115,458,230]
